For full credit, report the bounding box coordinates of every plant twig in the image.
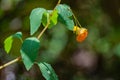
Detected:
[0,0,61,70]
[0,56,21,70]
[55,0,61,9]
[37,22,50,39]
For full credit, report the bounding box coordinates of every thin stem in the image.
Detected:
[56,0,61,7]
[0,56,21,70]
[37,22,50,39]
[70,9,82,28]
[20,38,23,43]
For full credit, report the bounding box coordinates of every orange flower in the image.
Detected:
[73,26,88,42]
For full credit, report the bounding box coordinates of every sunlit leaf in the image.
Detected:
[56,4,74,30]
[20,37,40,70]
[42,10,58,29]
[4,32,23,54]
[38,62,58,80]
[4,36,13,53]
[30,8,46,35]
[42,11,49,27]
[49,10,58,28]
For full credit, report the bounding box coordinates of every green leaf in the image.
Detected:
[4,32,22,54]
[42,11,49,27]
[13,32,22,42]
[20,37,40,70]
[4,36,13,53]
[30,8,46,35]
[56,4,74,30]
[49,10,58,28]
[38,62,58,80]
[42,10,58,29]
[13,32,22,39]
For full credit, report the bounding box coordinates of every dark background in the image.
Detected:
[0,0,120,80]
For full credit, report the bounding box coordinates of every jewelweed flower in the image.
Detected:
[73,26,88,42]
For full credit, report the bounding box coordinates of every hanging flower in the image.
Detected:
[73,26,88,42]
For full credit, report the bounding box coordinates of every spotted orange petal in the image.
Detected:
[76,28,88,42]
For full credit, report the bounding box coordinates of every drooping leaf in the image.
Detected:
[38,62,58,80]
[60,18,74,30]
[56,4,72,18]
[56,4,74,30]
[4,36,13,53]
[20,37,40,70]
[42,10,58,29]
[30,8,46,35]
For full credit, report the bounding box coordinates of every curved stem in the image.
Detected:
[37,22,50,39]
[0,56,21,70]
[56,0,61,7]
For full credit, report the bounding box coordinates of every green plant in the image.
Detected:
[0,0,88,80]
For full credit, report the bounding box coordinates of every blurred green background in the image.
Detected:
[0,0,120,80]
